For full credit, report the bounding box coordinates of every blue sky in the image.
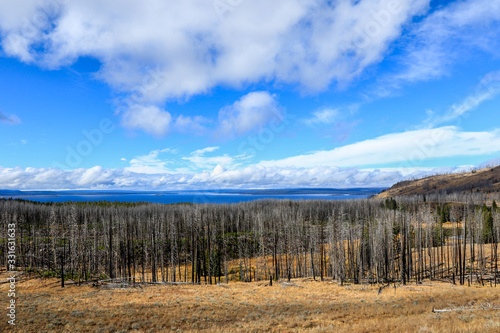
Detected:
[0,0,499,190]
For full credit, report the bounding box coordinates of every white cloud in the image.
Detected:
[120,91,283,137]
[0,164,476,190]
[304,108,339,126]
[127,148,174,174]
[125,146,238,175]
[424,71,500,127]
[217,91,283,138]
[448,91,495,120]
[2,128,499,189]
[273,0,430,91]
[111,125,500,189]
[182,146,235,170]
[211,164,226,177]
[0,0,430,133]
[0,166,118,190]
[191,146,219,156]
[76,166,113,187]
[258,126,500,169]
[172,115,209,135]
[0,111,21,124]
[121,105,172,137]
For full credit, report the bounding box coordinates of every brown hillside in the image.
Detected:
[376,165,500,198]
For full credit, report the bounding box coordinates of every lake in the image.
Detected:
[0,188,383,204]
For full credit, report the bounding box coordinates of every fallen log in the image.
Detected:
[279,281,305,288]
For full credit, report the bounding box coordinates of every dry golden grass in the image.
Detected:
[376,165,500,198]
[2,272,500,333]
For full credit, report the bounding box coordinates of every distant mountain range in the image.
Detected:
[376,165,500,198]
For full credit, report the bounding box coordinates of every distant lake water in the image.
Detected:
[0,189,380,204]
[2,193,370,204]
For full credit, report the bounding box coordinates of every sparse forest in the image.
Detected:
[2,193,500,287]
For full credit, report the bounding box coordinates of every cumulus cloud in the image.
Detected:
[211,164,226,177]
[0,166,117,190]
[0,0,430,133]
[119,91,283,137]
[0,164,477,191]
[0,111,21,124]
[121,105,172,136]
[76,166,113,187]
[0,165,395,190]
[217,91,283,138]
[258,126,500,169]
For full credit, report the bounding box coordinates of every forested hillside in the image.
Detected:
[2,192,500,287]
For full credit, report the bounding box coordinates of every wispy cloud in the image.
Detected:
[258,126,500,169]
[0,111,21,124]
[76,125,500,190]
[126,146,239,175]
[127,148,175,174]
[304,108,339,126]
[191,147,219,156]
[381,0,500,92]
[424,70,500,127]
[3,124,500,190]
[182,146,235,171]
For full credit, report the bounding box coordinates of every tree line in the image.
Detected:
[1,192,499,287]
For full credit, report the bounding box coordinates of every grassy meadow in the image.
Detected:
[2,271,500,332]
